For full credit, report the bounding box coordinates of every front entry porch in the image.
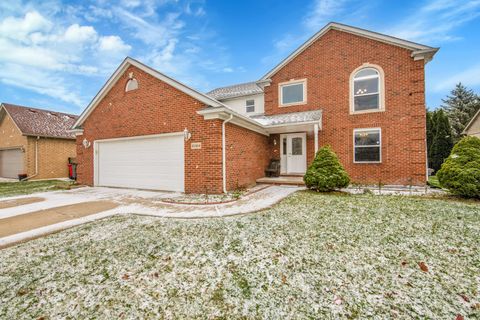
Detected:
[257,175,305,186]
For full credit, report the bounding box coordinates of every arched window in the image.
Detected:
[125,78,138,92]
[350,65,384,113]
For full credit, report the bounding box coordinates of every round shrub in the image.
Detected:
[304,145,350,192]
[437,136,480,198]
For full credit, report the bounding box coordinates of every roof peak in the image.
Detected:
[260,22,439,80]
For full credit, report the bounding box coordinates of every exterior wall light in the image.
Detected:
[183,128,191,141]
[82,138,91,149]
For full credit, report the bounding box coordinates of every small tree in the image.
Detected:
[304,146,350,192]
[441,83,480,141]
[437,136,480,198]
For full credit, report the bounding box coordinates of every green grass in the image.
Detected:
[0,191,479,318]
[0,180,74,198]
[428,175,442,189]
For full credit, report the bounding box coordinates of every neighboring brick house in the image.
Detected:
[0,103,78,180]
[72,22,438,193]
[463,109,480,138]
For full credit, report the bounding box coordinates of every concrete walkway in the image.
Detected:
[0,201,117,238]
[0,185,302,248]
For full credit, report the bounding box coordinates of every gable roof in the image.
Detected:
[1,103,78,139]
[206,81,263,100]
[463,108,480,134]
[261,22,439,80]
[72,57,226,129]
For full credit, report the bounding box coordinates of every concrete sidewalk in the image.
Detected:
[0,185,302,248]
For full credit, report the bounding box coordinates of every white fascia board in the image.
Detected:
[67,128,84,135]
[72,57,225,129]
[260,22,438,80]
[463,108,480,134]
[198,107,324,136]
[197,107,268,136]
[264,120,322,134]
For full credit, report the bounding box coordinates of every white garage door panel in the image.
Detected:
[97,135,184,192]
[0,149,23,178]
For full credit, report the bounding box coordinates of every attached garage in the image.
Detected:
[94,133,185,192]
[0,148,24,179]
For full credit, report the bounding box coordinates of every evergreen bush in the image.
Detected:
[304,146,350,192]
[437,136,480,198]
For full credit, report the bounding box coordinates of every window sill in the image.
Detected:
[350,108,385,115]
[279,101,308,108]
[353,161,382,164]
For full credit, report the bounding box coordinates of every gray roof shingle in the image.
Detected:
[250,110,322,126]
[206,81,263,100]
[1,103,78,139]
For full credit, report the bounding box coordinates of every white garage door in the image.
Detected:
[95,134,184,192]
[0,149,23,178]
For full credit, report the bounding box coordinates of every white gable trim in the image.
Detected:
[0,104,25,136]
[72,57,225,129]
[261,22,439,80]
[463,108,480,134]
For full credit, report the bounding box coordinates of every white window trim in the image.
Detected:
[353,128,382,164]
[279,79,307,107]
[245,99,255,113]
[349,64,385,114]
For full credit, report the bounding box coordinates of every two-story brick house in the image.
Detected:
[71,22,438,193]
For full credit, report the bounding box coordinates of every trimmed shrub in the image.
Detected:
[304,145,350,192]
[437,136,480,198]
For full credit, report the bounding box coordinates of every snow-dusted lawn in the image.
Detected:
[0,191,479,319]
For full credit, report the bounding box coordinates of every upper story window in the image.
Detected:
[350,64,384,114]
[279,79,307,106]
[246,99,255,113]
[354,128,381,163]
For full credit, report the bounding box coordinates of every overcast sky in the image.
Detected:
[1,0,480,114]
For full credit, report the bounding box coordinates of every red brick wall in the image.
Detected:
[225,123,270,190]
[76,65,224,193]
[264,29,427,185]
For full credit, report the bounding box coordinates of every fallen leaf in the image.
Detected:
[122,274,130,280]
[153,272,159,278]
[459,294,470,302]
[471,303,480,310]
[418,262,429,272]
[334,296,342,305]
[401,260,408,266]
[281,274,287,284]
[455,314,464,320]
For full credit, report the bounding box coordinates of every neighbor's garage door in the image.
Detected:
[0,149,23,178]
[96,134,184,192]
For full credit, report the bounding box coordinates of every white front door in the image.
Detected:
[280,133,306,174]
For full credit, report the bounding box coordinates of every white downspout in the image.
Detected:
[222,114,234,193]
[314,123,319,154]
[23,136,39,181]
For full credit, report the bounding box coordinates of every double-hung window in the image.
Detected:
[246,99,255,113]
[354,128,381,163]
[279,79,306,106]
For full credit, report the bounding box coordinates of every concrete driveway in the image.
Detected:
[0,185,301,248]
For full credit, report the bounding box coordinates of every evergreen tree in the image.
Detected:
[437,136,480,198]
[426,110,435,169]
[441,83,480,141]
[430,109,454,172]
[304,146,350,191]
